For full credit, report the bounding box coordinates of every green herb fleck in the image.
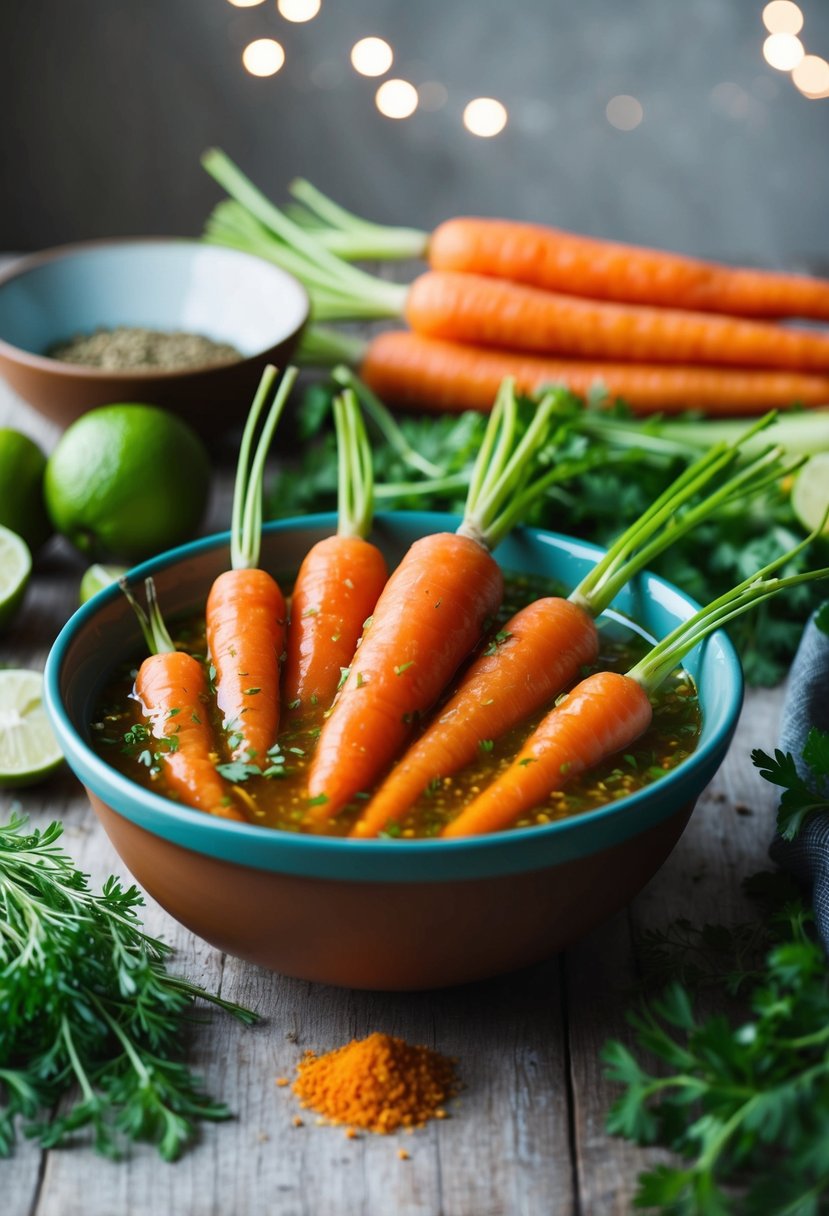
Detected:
[394,661,414,676]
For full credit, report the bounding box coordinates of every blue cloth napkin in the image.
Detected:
[768,609,829,951]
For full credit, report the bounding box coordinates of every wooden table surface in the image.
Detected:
[1,380,786,1216]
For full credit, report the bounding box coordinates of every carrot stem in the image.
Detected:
[232,364,298,570]
[331,365,444,479]
[119,577,175,656]
[287,177,428,260]
[202,150,407,320]
[333,389,375,539]
[629,511,829,692]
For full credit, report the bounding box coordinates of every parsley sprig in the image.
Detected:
[604,734,829,1214]
[0,813,256,1161]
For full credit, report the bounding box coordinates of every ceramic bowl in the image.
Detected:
[0,239,308,439]
[44,513,743,991]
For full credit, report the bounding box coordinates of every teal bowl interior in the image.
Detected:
[43,513,743,988]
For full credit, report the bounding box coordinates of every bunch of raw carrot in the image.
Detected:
[203,149,829,417]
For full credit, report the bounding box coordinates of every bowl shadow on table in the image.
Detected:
[46,513,743,993]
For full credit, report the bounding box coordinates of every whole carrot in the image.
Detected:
[304,379,577,824]
[207,364,297,768]
[351,420,799,837]
[122,578,244,821]
[444,529,829,838]
[404,271,829,371]
[285,175,829,323]
[283,387,388,714]
[358,331,829,416]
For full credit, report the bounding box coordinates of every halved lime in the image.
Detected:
[0,525,32,632]
[0,670,64,787]
[792,454,829,535]
[80,563,128,605]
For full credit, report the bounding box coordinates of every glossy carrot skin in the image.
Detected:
[305,532,504,822]
[206,567,287,767]
[361,331,829,416]
[404,271,829,370]
[135,650,244,821]
[442,670,653,838]
[283,534,388,712]
[351,597,598,838]
[428,218,829,321]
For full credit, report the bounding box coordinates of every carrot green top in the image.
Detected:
[569,413,805,619]
[230,364,298,571]
[119,576,176,657]
[332,388,375,541]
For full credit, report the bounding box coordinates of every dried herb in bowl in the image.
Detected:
[48,326,242,371]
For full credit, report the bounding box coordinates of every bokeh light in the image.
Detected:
[375,79,418,119]
[242,39,285,77]
[351,37,394,78]
[462,97,508,137]
[227,0,266,7]
[277,0,321,21]
[792,54,829,97]
[763,32,805,70]
[762,1,804,35]
[605,95,644,130]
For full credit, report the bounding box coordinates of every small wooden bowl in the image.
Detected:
[0,239,308,440]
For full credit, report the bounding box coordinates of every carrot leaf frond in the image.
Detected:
[119,577,176,656]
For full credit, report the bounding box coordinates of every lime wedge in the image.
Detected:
[792,454,829,535]
[0,525,32,632]
[80,563,128,605]
[0,670,64,787]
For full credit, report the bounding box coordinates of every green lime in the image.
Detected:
[0,525,32,633]
[44,403,211,562]
[792,454,829,535]
[0,669,63,787]
[0,428,51,551]
[79,563,128,605]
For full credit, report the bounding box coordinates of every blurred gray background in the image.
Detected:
[2,0,828,265]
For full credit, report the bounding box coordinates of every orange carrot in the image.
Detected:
[442,670,652,838]
[283,390,388,713]
[304,380,574,823]
[359,331,829,416]
[427,217,829,321]
[404,271,829,370]
[123,578,244,821]
[206,364,297,768]
[443,531,829,838]
[351,421,797,838]
[280,175,829,322]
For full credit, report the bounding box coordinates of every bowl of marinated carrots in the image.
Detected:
[45,370,824,990]
[0,239,308,438]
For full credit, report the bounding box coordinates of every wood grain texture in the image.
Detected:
[0,379,787,1216]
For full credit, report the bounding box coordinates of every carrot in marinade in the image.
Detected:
[283,388,388,714]
[351,419,800,837]
[358,331,829,416]
[283,176,829,323]
[206,364,297,769]
[443,529,829,838]
[121,578,244,821]
[303,379,582,824]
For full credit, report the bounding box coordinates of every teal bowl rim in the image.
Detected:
[0,237,310,379]
[44,512,744,883]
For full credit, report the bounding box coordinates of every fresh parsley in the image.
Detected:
[752,727,829,840]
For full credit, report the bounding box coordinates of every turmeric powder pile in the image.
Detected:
[292,1032,459,1134]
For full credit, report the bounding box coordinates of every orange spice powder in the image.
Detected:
[292,1032,458,1134]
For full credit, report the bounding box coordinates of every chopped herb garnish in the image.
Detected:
[518,757,537,768]
[362,615,374,630]
[379,822,402,838]
[123,723,150,747]
[484,630,512,657]
[394,661,414,676]
[287,698,301,711]
[478,739,494,753]
[302,606,319,618]
[307,793,329,808]
[243,687,261,696]
[166,708,181,719]
[337,667,350,691]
